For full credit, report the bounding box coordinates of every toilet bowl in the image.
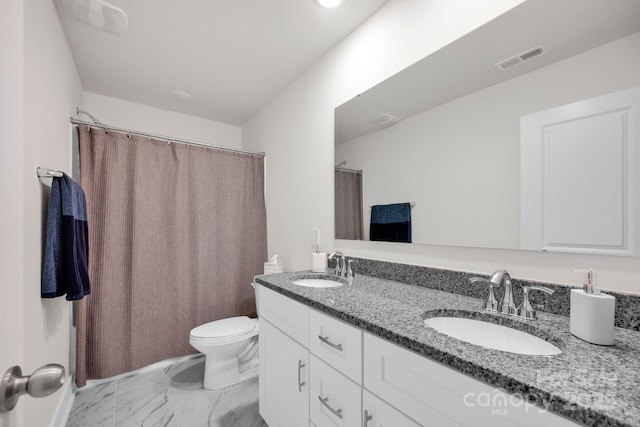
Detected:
[189,315,259,390]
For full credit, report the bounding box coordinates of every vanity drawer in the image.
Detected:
[364,332,580,427]
[310,354,361,427]
[258,285,310,347]
[310,308,362,384]
[363,389,420,427]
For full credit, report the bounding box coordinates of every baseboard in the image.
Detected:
[48,377,75,427]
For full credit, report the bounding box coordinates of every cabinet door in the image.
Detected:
[362,390,420,427]
[259,318,309,427]
[310,355,361,427]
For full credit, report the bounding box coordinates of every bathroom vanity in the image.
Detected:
[255,272,640,427]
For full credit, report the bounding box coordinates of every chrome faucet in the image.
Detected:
[328,251,346,277]
[470,270,554,320]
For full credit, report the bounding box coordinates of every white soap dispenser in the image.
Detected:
[570,269,615,345]
[311,228,327,273]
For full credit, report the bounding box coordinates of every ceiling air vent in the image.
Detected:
[495,44,546,71]
[370,114,400,127]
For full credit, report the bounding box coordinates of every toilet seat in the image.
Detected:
[189,316,258,346]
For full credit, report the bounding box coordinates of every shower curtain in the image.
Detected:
[335,169,364,240]
[75,127,267,387]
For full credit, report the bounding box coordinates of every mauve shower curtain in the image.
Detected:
[75,127,267,387]
[335,169,363,240]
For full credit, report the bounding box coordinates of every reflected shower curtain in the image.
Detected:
[75,127,267,386]
[335,169,364,240]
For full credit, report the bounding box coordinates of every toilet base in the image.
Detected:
[203,356,238,390]
[202,355,259,390]
[201,336,259,390]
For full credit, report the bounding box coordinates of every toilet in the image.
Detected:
[189,284,261,390]
[189,315,259,390]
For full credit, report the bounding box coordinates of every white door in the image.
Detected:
[521,86,640,255]
[1,0,25,424]
[259,319,309,427]
[0,278,24,427]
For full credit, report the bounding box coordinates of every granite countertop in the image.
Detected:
[254,271,640,427]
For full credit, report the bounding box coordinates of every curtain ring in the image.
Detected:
[127,133,131,138]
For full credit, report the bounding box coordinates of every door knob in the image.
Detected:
[0,364,65,412]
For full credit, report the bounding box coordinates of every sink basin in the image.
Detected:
[290,275,346,288]
[424,316,562,356]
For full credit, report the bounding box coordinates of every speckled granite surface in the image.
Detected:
[255,271,640,427]
[347,257,640,331]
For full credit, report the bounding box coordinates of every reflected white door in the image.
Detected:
[521,86,640,256]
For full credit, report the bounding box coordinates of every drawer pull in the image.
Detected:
[318,335,343,351]
[297,360,305,392]
[363,409,373,426]
[318,396,343,419]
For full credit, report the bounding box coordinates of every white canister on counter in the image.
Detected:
[264,255,283,274]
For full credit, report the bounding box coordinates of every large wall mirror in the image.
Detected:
[334,0,640,256]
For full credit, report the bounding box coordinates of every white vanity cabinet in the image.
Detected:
[258,284,581,427]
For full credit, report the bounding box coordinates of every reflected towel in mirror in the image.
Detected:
[370,202,412,243]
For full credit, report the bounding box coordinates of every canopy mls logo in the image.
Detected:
[462,388,549,416]
[462,368,620,416]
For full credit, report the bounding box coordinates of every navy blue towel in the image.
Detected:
[370,202,412,243]
[42,174,91,300]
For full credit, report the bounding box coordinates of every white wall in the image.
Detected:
[243,0,640,294]
[83,92,242,148]
[336,32,640,251]
[0,0,25,425]
[21,0,84,425]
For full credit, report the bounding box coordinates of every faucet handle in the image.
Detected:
[346,260,355,284]
[328,251,344,276]
[469,277,500,312]
[517,286,554,320]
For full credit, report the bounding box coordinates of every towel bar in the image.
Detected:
[369,202,416,209]
[37,167,63,178]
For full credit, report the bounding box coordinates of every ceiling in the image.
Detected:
[54,0,389,126]
[335,0,640,144]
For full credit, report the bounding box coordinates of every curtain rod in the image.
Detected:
[70,117,266,158]
[335,166,362,174]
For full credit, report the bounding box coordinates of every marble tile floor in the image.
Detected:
[66,355,267,427]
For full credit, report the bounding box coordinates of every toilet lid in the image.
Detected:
[190,316,257,339]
